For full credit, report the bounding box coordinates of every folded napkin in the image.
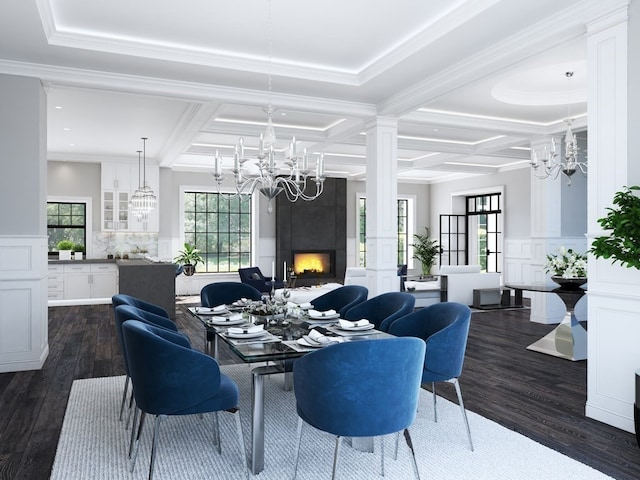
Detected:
[225,312,243,321]
[338,319,370,329]
[213,304,227,312]
[228,324,264,335]
[298,302,313,309]
[308,309,337,318]
[306,329,342,346]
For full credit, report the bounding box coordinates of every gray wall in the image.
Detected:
[346,180,431,236]
[0,75,46,235]
[48,161,101,232]
[429,167,532,239]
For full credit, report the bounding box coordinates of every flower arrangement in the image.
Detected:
[544,246,587,278]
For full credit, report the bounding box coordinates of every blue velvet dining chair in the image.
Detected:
[342,291,415,332]
[237,266,284,293]
[388,302,474,451]
[200,281,263,307]
[112,293,170,318]
[310,285,368,316]
[112,303,179,425]
[122,319,248,480]
[292,337,426,479]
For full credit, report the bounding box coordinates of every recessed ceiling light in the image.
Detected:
[63,127,70,131]
[55,106,62,110]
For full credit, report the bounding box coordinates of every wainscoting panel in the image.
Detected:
[0,236,49,372]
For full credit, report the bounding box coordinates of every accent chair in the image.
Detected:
[388,301,474,451]
[342,291,415,332]
[292,337,426,479]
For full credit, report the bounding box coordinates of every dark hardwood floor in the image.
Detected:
[0,301,639,479]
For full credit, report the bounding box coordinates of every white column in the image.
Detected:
[0,74,49,373]
[585,3,639,433]
[365,117,399,296]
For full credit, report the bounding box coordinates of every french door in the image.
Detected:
[438,193,502,273]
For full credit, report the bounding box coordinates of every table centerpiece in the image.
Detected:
[544,246,588,289]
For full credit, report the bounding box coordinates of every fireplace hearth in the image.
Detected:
[293,250,334,278]
[276,178,346,287]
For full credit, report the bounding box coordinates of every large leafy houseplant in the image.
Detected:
[174,243,204,276]
[411,227,440,276]
[590,186,640,270]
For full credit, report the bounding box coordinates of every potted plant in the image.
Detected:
[56,239,74,260]
[72,243,85,260]
[174,243,204,276]
[590,185,640,270]
[411,227,439,278]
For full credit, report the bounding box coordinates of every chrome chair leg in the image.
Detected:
[129,411,146,472]
[126,388,135,429]
[404,428,421,480]
[453,378,474,451]
[331,436,343,480]
[231,408,249,480]
[432,382,438,422]
[394,431,400,460]
[148,414,165,480]
[292,417,304,479]
[119,375,130,421]
[380,435,385,476]
[128,406,139,458]
[212,411,221,454]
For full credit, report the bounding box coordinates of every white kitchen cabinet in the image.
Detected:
[101,161,159,232]
[47,264,64,300]
[102,162,132,231]
[62,263,118,300]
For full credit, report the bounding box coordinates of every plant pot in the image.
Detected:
[551,276,587,290]
[58,250,72,261]
[73,252,83,260]
[183,264,196,276]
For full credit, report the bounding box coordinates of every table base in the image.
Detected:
[526,312,587,361]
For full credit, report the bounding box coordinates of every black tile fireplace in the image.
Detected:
[276,178,346,287]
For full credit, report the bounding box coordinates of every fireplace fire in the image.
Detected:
[292,251,334,276]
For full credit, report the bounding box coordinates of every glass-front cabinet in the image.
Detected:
[101,162,158,232]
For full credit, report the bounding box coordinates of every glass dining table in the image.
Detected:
[186,306,393,474]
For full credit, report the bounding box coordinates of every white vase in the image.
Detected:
[73,252,83,260]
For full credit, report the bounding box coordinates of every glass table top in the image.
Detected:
[187,308,393,363]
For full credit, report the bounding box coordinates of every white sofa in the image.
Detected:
[343,267,368,288]
[438,265,501,306]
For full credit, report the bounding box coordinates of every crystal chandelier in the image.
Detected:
[210,0,325,214]
[530,72,587,186]
[129,137,156,219]
[211,136,326,214]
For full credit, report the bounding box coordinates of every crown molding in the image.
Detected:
[0,59,377,119]
[377,0,618,118]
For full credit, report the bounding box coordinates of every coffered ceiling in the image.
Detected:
[0,0,615,183]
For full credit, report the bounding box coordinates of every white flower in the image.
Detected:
[543,247,587,278]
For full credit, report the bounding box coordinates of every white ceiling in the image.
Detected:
[0,0,610,183]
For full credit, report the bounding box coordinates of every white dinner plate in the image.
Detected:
[205,317,246,326]
[192,307,230,315]
[307,312,340,320]
[337,323,375,331]
[226,330,267,339]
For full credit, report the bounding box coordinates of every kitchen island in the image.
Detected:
[116,259,176,319]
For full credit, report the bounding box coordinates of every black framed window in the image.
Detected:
[47,202,86,253]
[183,191,252,273]
[358,197,410,268]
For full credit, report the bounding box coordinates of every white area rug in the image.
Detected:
[51,364,613,480]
